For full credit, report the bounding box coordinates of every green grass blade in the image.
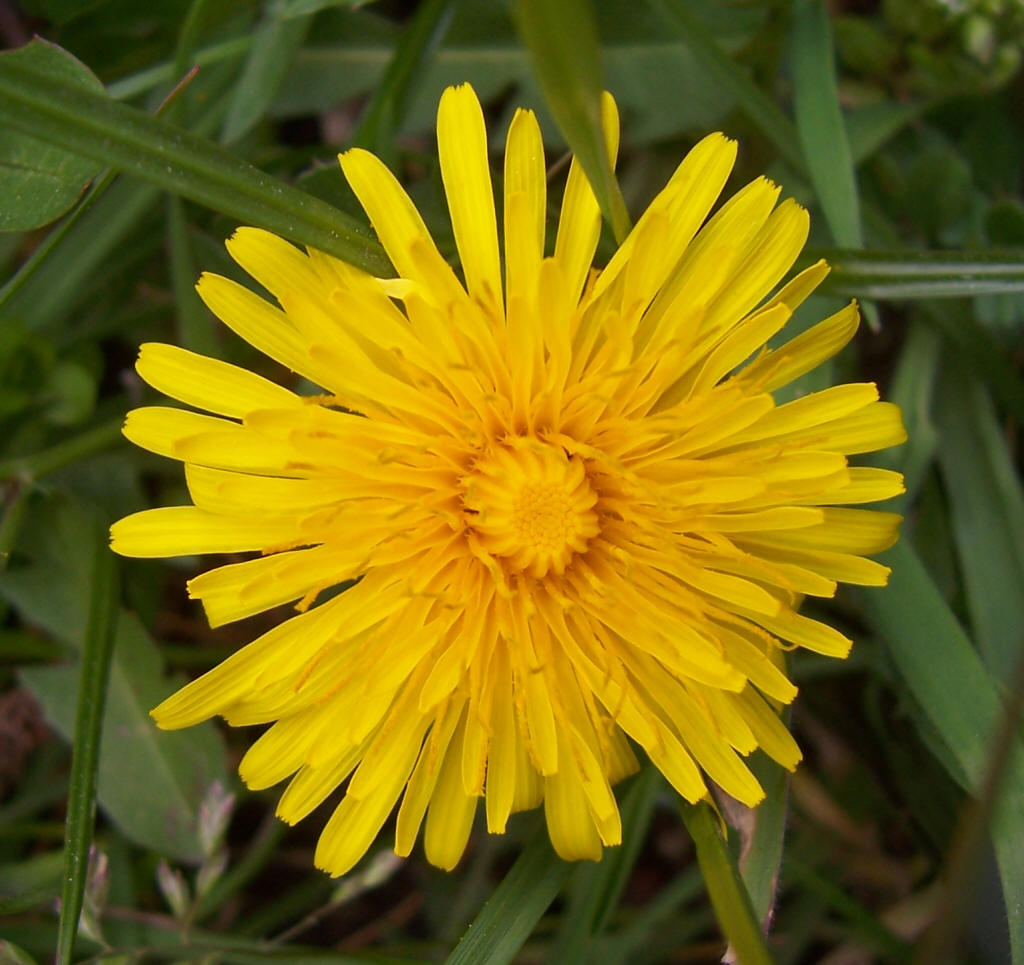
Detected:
[1,83,227,331]
[167,196,219,355]
[0,166,120,318]
[680,801,774,965]
[443,825,571,965]
[349,0,456,156]
[513,0,631,244]
[741,752,791,928]
[1,176,159,331]
[876,319,941,504]
[55,527,118,965]
[0,419,123,483]
[220,11,314,143]
[859,541,1024,963]
[790,0,862,249]
[170,0,227,98]
[106,37,252,101]
[914,648,1024,964]
[645,0,806,173]
[921,301,1024,428]
[820,247,1024,299]
[785,857,910,959]
[601,865,706,965]
[553,765,661,963]
[0,55,390,276]
[846,101,929,165]
[935,363,1024,681]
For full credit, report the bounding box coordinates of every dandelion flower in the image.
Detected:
[111,84,906,875]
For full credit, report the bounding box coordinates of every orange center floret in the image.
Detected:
[463,439,600,579]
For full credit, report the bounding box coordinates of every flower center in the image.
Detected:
[464,439,600,579]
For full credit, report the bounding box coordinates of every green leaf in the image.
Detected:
[22,612,228,864]
[513,0,631,243]
[444,824,571,965]
[0,54,390,276]
[3,495,227,863]
[1,85,230,331]
[1,494,110,640]
[0,40,105,232]
[859,541,1024,964]
[935,363,1024,681]
[791,0,863,248]
[220,11,314,144]
[55,525,117,965]
[680,801,774,965]
[0,851,65,912]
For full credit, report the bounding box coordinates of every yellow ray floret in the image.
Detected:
[112,83,905,876]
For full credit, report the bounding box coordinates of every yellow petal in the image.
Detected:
[151,593,352,728]
[716,624,798,704]
[395,700,464,856]
[187,544,361,627]
[314,766,411,877]
[644,177,781,346]
[239,709,321,790]
[136,343,301,418]
[184,465,347,515]
[757,608,852,658]
[437,84,503,318]
[733,687,803,770]
[544,746,604,862]
[424,719,478,870]
[276,744,364,824]
[339,147,464,303]
[744,507,902,555]
[195,273,339,391]
[740,300,860,393]
[485,646,518,833]
[111,506,305,557]
[795,466,906,505]
[503,107,546,307]
[122,406,233,461]
[226,227,323,300]
[592,132,737,308]
[554,92,620,306]
[701,198,810,337]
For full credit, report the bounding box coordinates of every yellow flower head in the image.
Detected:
[111,84,906,875]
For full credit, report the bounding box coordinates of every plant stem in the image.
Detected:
[681,800,775,965]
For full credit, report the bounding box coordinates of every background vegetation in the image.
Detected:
[1,0,1023,962]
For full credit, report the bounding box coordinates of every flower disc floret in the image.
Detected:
[463,439,600,579]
